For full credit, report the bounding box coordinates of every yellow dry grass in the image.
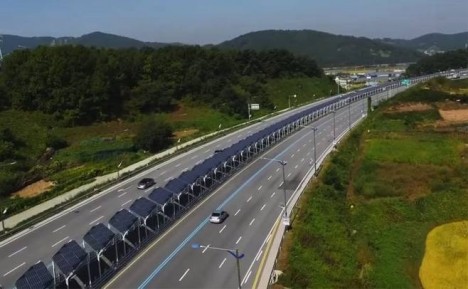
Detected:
[419,221,468,289]
[12,180,54,198]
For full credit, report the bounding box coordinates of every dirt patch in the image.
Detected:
[419,221,468,289]
[173,129,199,139]
[439,109,468,122]
[12,180,54,198]
[386,102,432,113]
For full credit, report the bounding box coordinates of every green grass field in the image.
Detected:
[278,80,468,289]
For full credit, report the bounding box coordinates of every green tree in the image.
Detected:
[133,119,174,153]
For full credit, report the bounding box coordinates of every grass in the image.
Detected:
[277,81,468,289]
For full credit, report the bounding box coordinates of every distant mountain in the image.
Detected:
[217,29,424,66]
[377,32,468,53]
[0,31,175,55]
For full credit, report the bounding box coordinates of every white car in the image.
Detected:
[209,210,229,224]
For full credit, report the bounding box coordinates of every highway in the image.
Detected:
[102,98,368,289]
[0,94,347,288]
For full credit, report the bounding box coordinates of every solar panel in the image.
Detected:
[129,198,157,218]
[109,209,138,233]
[15,261,53,289]
[83,223,115,252]
[52,240,87,276]
[148,187,172,205]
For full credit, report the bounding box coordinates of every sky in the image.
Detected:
[1,0,467,44]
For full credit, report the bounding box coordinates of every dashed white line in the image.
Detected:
[89,216,104,225]
[160,170,167,176]
[202,244,210,253]
[297,148,301,152]
[260,204,266,211]
[291,154,295,158]
[247,196,252,202]
[175,163,181,167]
[182,167,189,172]
[90,205,101,213]
[165,177,172,182]
[279,181,284,187]
[294,164,298,169]
[219,258,227,268]
[257,185,262,191]
[179,268,190,281]
[236,236,242,244]
[267,175,272,180]
[271,192,276,198]
[8,246,27,258]
[243,270,252,285]
[3,262,25,277]
[53,225,66,233]
[204,149,210,153]
[256,250,263,261]
[219,225,226,234]
[118,192,127,198]
[276,168,280,172]
[235,209,241,216]
[287,173,292,178]
[52,236,69,248]
[190,155,198,160]
[121,200,132,207]
[301,158,305,162]
[249,218,255,226]
[307,152,310,156]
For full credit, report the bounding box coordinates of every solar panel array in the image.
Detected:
[15,262,53,289]
[52,240,87,276]
[83,223,115,252]
[13,70,444,288]
[109,209,139,233]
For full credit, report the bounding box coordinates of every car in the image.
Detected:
[209,210,229,224]
[214,149,224,153]
[137,178,155,190]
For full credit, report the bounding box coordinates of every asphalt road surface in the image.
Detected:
[0,94,348,288]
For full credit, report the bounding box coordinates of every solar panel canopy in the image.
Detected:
[15,262,53,289]
[83,223,115,252]
[109,209,138,233]
[130,197,157,218]
[52,240,87,276]
[149,187,172,205]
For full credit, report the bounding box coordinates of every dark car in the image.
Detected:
[214,149,224,153]
[137,178,155,190]
[209,210,229,224]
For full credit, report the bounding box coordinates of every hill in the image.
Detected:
[0,32,172,55]
[378,32,468,53]
[217,29,423,66]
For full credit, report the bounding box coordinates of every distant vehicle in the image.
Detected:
[214,149,224,153]
[137,178,155,190]
[209,210,229,224]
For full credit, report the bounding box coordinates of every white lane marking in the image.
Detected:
[306,152,310,156]
[52,236,69,248]
[90,205,101,213]
[290,154,295,158]
[117,188,124,192]
[243,270,252,285]
[204,149,210,153]
[297,148,301,152]
[301,158,305,162]
[215,144,221,148]
[219,225,226,234]
[249,218,255,226]
[182,167,189,172]
[267,175,272,180]
[89,216,104,225]
[260,204,266,211]
[287,173,291,178]
[179,268,190,281]
[175,163,181,167]
[294,164,298,169]
[258,185,262,191]
[53,225,66,233]
[271,192,276,198]
[266,233,272,243]
[279,181,284,187]
[165,177,172,182]
[234,209,241,216]
[228,138,232,142]
[145,188,153,193]
[190,155,198,160]
[3,262,25,277]
[276,168,280,172]
[303,143,306,147]
[121,200,132,207]
[118,192,127,198]
[256,250,263,261]
[8,246,27,258]
[247,196,252,202]
[247,130,251,134]
[160,170,167,176]
[202,244,210,253]
[219,258,227,268]
[236,236,242,244]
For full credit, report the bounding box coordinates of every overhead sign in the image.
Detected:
[401,79,410,86]
[250,104,260,110]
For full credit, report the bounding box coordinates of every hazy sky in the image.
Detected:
[1,0,467,44]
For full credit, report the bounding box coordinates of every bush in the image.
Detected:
[133,118,174,153]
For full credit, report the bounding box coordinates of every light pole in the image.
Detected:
[1,208,8,232]
[260,157,289,225]
[288,94,296,109]
[191,243,244,289]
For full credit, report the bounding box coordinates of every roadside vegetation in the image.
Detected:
[0,44,338,217]
[276,78,468,288]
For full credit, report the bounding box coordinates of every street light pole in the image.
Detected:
[288,94,296,109]
[192,243,244,289]
[1,208,8,232]
[260,157,289,225]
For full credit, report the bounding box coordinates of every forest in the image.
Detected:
[406,48,468,76]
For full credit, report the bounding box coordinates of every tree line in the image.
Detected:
[0,45,323,125]
[406,48,468,76]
